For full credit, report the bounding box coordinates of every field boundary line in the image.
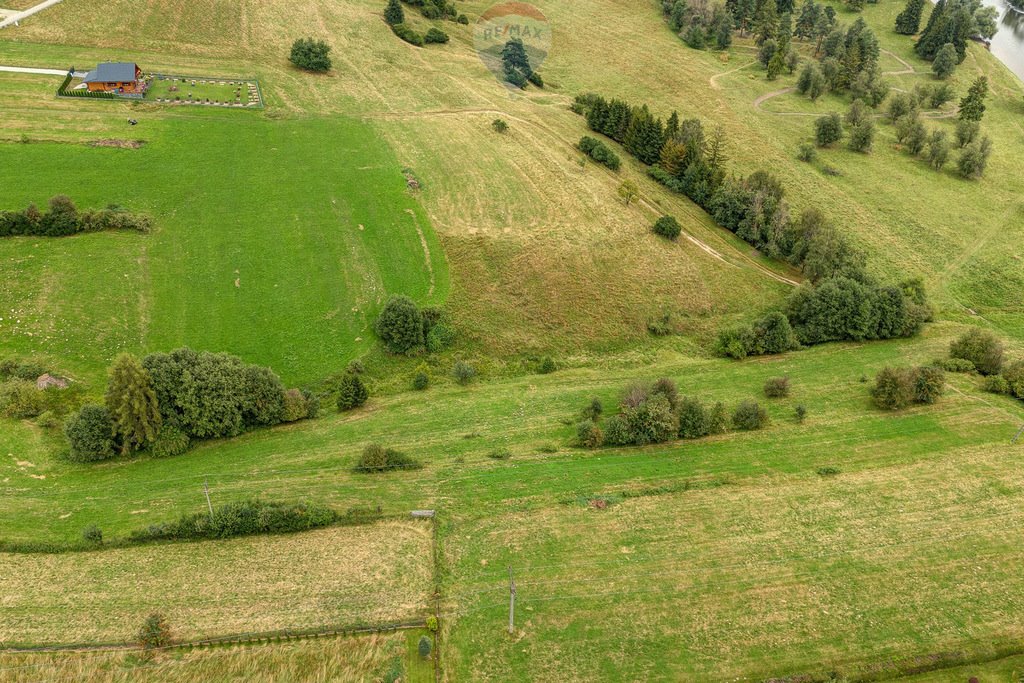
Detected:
[0,620,426,655]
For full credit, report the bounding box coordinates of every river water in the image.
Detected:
[981,0,1024,82]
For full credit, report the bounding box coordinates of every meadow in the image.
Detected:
[1,0,1024,679]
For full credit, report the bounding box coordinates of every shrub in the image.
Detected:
[128,500,338,543]
[622,395,677,445]
[578,136,621,170]
[602,414,632,445]
[1005,361,1024,399]
[935,357,975,373]
[527,71,544,87]
[384,0,404,25]
[871,367,913,410]
[0,379,44,418]
[706,401,729,434]
[419,635,432,658]
[732,400,769,430]
[795,404,807,423]
[138,613,172,650]
[581,397,603,421]
[35,410,59,429]
[375,296,425,354]
[64,405,116,462]
[716,311,798,359]
[716,325,756,360]
[356,444,421,472]
[412,370,430,391]
[913,365,945,404]
[82,525,103,545]
[426,615,439,631]
[652,216,682,240]
[289,37,332,72]
[763,377,791,398]
[949,328,1003,375]
[302,390,321,419]
[983,374,1010,395]
[281,388,309,422]
[151,424,190,458]
[847,120,875,153]
[457,14,469,24]
[337,372,369,411]
[392,23,425,46]
[492,119,509,134]
[814,113,843,147]
[817,465,840,476]
[677,397,708,439]
[426,321,455,353]
[576,420,604,448]
[537,357,556,374]
[424,27,449,44]
[452,361,476,385]
[797,143,817,163]
[487,447,512,460]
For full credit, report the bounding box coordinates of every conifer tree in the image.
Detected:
[894,0,926,35]
[752,0,780,44]
[105,353,161,454]
[337,372,369,411]
[931,42,957,79]
[958,76,988,122]
[384,0,404,26]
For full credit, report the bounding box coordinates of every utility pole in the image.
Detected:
[508,566,516,635]
[203,479,214,519]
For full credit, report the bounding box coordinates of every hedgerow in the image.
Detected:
[0,196,151,238]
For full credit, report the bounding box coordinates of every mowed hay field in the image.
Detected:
[0,632,434,683]
[0,521,432,645]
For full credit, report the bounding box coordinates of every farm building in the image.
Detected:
[82,62,142,93]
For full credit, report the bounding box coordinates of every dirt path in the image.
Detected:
[710,59,757,90]
[0,65,84,77]
[404,208,436,297]
[881,49,916,76]
[0,0,62,29]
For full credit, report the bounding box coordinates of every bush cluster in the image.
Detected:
[375,296,453,355]
[64,348,315,462]
[392,23,424,46]
[575,378,764,448]
[289,37,332,72]
[949,328,1003,375]
[128,499,338,543]
[355,444,423,472]
[871,365,945,410]
[763,377,791,398]
[652,216,681,240]
[578,136,621,170]
[0,196,151,238]
[716,311,799,360]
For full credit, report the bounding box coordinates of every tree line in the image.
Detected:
[0,196,151,238]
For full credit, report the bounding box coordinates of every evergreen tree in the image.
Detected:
[958,76,988,122]
[733,0,756,34]
[794,0,819,40]
[778,12,793,51]
[894,0,926,34]
[932,42,957,79]
[767,48,786,80]
[384,0,404,26]
[752,0,780,44]
[105,353,161,454]
[715,12,734,48]
[337,372,369,411]
[665,111,680,140]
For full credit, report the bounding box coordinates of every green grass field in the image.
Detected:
[2,0,1024,679]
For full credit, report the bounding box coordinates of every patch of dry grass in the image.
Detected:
[0,522,432,646]
[0,633,406,683]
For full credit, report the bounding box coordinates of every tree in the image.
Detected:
[767,47,786,80]
[957,136,992,178]
[715,13,734,48]
[958,76,988,122]
[758,38,778,67]
[955,119,979,147]
[105,353,161,454]
[501,38,539,87]
[337,372,368,411]
[617,180,639,206]
[845,99,869,127]
[452,361,476,385]
[384,0,404,25]
[732,400,770,430]
[847,119,875,153]
[872,367,912,410]
[653,215,682,240]
[289,37,332,72]
[375,295,425,354]
[492,118,509,134]
[752,0,780,44]
[785,48,800,73]
[932,42,957,79]
[138,613,172,651]
[926,130,950,169]
[814,112,843,147]
[64,405,116,462]
[913,366,945,404]
[418,635,433,659]
[949,328,1004,375]
[895,0,926,34]
[797,62,827,101]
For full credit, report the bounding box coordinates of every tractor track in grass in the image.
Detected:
[367,107,800,287]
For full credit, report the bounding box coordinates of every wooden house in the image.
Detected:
[82,62,142,93]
